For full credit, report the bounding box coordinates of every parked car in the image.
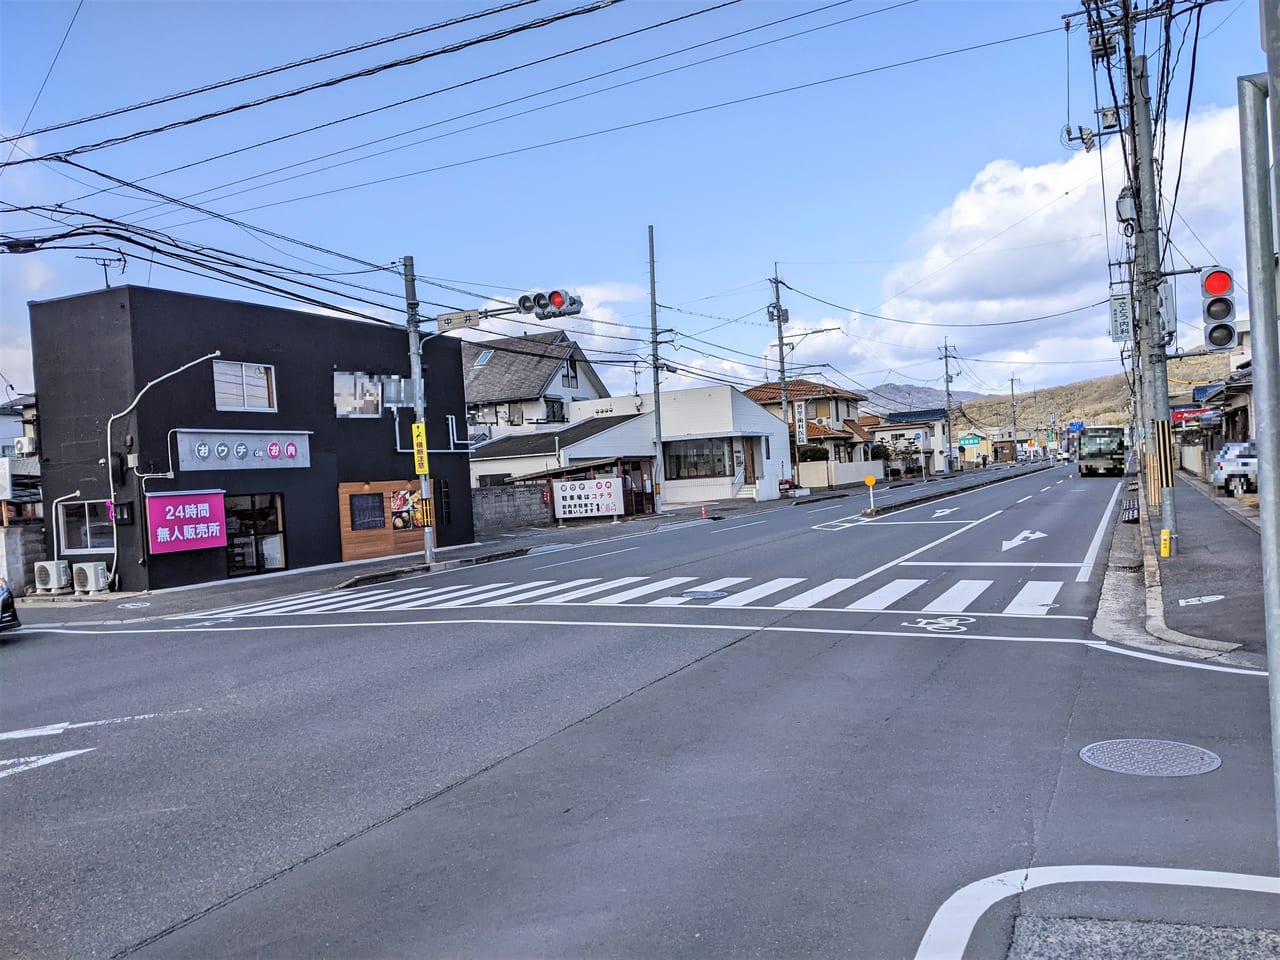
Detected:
[0,577,20,634]
[1211,440,1258,496]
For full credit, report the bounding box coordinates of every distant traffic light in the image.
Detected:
[516,290,583,320]
[1200,266,1237,352]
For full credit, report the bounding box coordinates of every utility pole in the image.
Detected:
[941,339,957,473]
[1125,14,1178,551]
[1009,376,1018,462]
[769,267,793,478]
[401,255,434,567]
[648,226,664,514]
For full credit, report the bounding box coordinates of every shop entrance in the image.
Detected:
[225,494,286,577]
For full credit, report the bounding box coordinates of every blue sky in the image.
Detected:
[0,0,1262,409]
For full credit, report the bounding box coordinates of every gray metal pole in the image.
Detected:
[402,255,434,567]
[648,226,664,514]
[1238,69,1280,872]
[1010,376,1017,460]
[1130,51,1178,551]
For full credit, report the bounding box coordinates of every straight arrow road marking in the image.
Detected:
[1001,530,1048,551]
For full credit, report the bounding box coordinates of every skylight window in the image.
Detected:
[473,350,495,367]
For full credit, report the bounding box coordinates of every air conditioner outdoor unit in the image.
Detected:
[34,560,71,594]
[14,436,37,457]
[73,562,110,595]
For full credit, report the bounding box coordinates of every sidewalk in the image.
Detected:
[1141,471,1269,663]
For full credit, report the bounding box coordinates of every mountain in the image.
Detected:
[860,383,986,415]
[864,351,1232,435]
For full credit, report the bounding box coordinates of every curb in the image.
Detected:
[861,462,1057,516]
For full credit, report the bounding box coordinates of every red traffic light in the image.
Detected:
[1202,269,1233,296]
[548,290,567,310]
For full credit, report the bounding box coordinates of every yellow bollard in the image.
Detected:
[1160,528,1171,558]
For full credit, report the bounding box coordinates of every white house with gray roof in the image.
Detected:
[461,332,609,442]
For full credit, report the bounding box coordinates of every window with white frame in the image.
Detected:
[214,360,276,412]
[60,500,114,553]
[333,372,383,417]
[561,357,579,389]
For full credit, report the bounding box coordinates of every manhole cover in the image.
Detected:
[1080,739,1221,777]
[117,601,151,609]
[682,591,729,599]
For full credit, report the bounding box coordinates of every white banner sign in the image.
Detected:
[553,478,622,519]
[1109,294,1133,343]
[794,401,808,445]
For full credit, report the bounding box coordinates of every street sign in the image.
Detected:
[794,401,808,445]
[1109,294,1133,343]
[1068,421,1085,434]
[435,310,481,331]
[958,436,982,447]
[411,422,429,474]
[1171,407,1212,423]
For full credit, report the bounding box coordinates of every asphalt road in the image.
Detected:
[2,463,1276,958]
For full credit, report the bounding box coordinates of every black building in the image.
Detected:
[29,286,473,592]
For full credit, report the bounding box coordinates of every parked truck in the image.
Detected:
[1076,425,1127,477]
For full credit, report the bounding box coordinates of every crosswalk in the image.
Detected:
[183,573,1073,620]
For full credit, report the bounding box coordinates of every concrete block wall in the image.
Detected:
[472,486,554,538]
[1,524,47,595]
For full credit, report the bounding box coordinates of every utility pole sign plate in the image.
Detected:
[412,422,429,474]
[1109,294,1133,342]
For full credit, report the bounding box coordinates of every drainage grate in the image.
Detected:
[1079,739,1222,777]
[682,591,729,599]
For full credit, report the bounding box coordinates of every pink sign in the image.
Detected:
[146,492,228,555]
[267,441,282,459]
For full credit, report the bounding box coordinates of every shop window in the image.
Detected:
[664,438,732,480]
[214,360,276,412]
[59,500,113,553]
[349,493,386,530]
[334,372,383,417]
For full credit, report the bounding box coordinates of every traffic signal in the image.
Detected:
[516,290,583,320]
[1200,266,1236,352]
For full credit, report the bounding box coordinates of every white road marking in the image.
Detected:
[1003,581,1063,616]
[1016,496,1033,503]
[922,580,992,612]
[914,866,1280,960]
[777,578,863,609]
[856,520,972,525]
[589,577,698,604]
[1091,644,1267,675]
[434,581,555,607]
[0,749,96,779]
[806,504,849,514]
[649,578,750,605]
[1001,530,1047,551]
[533,546,638,569]
[902,562,1081,568]
[381,583,510,611]
[499,579,600,604]
[712,520,768,532]
[845,510,1005,587]
[846,579,929,610]
[537,577,647,604]
[1077,479,1123,582]
[0,710,189,741]
[1040,486,1052,492]
[932,508,959,517]
[335,585,479,612]
[708,578,805,607]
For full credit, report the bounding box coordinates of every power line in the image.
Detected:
[5,0,625,166]
[0,0,84,174]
